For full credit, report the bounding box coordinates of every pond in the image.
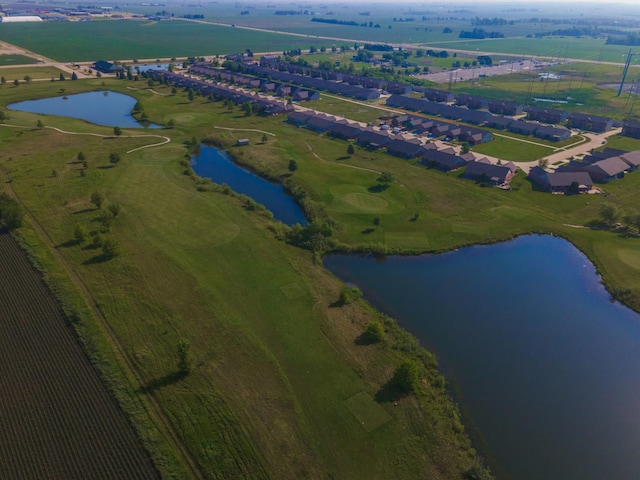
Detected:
[190,145,307,226]
[324,235,640,480]
[8,91,161,129]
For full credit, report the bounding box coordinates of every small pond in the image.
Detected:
[190,145,307,226]
[8,91,161,129]
[325,235,640,480]
[134,64,170,73]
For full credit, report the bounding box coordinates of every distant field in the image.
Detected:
[0,20,331,62]
[0,65,67,81]
[0,54,38,65]
[427,36,632,64]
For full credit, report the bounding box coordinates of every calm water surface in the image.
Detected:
[190,145,307,226]
[8,91,161,128]
[325,235,640,480]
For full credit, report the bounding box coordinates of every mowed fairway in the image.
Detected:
[0,229,158,480]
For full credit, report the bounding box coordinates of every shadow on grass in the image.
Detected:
[336,156,351,161]
[73,208,95,215]
[361,227,375,234]
[57,238,81,248]
[354,333,377,346]
[140,370,188,394]
[368,184,388,193]
[375,379,407,403]
[97,165,114,170]
[82,253,111,265]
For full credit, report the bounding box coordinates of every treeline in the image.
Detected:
[531,27,619,38]
[471,17,512,26]
[606,32,640,46]
[274,10,303,15]
[182,14,204,19]
[459,28,504,39]
[363,43,395,52]
[311,18,380,28]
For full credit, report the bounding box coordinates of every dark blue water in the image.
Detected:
[8,91,161,129]
[190,145,307,226]
[325,235,640,480]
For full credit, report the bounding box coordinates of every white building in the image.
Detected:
[0,16,44,23]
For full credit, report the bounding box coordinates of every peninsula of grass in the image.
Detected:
[3,77,640,479]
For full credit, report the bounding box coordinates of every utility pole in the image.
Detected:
[618,49,637,97]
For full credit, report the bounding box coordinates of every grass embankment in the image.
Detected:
[0,79,484,478]
[0,54,39,66]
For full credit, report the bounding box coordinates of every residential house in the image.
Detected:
[465,161,516,185]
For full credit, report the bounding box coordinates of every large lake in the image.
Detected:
[190,145,307,226]
[8,91,161,129]
[325,235,640,480]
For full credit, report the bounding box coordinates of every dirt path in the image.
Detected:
[213,125,275,136]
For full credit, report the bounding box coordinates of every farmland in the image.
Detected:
[0,228,159,479]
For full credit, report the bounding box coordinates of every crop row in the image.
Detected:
[0,229,159,480]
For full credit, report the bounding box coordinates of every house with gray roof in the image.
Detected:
[583,157,630,182]
[464,161,516,185]
[528,166,593,193]
[534,125,571,142]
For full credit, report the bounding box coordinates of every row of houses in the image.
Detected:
[189,64,320,102]
[257,57,413,94]
[387,94,571,142]
[228,63,382,101]
[287,110,517,185]
[407,87,616,133]
[529,148,640,193]
[146,70,294,115]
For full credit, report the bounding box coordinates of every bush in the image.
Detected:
[364,320,384,342]
[392,360,420,394]
[74,223,89,243]
[339,286,363,305]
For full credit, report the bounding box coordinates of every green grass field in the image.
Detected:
[0,20,333,62]
[0,54,39,65]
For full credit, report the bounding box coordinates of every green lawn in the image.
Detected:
[0,54,39,65]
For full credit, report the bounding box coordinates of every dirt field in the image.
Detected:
[0,228,159,480]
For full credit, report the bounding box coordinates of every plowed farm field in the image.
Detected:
[0,229,159,480]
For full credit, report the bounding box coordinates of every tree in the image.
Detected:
[392,360,420,394]
[23,75,32,83]
[187,88,195,101]
[262,133,268,143]
[166,118,176,129]
[377,171,394,187]
[109,152,121,164]
[36,119,44,129]
[0,193,24,229]
[0,76,5,84]
[101,236,121,258]
[71,72,78,80]
[133,101,144,113]
[288,159,298,173]
[74,223,89,243]
[113,126,122,138]
[13,79,19,86]
[364,321,384,342]
[347,143,355,155]
[461,142,471,154]
[373,216,381,228]
[59,73,65,81]
[77,151,86,162]
[108,202,121,217]
[90,192,104,209]
[0,110,5,122]
[177,340,194,373]
[538,158,549,169]
[600,203,619,226]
